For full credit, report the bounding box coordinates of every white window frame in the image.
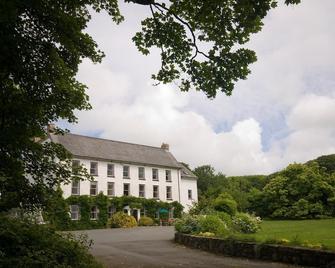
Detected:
[90,181,98,196]
[188,189,192,200]
[153,185,159,199]
[107,182,115,197]
[123,183,130,196]
[139,184,145,198]
[90,206,99,220]
[90,162,98,176]
[107,163,114,177]
[152,168,159,181]
[123,165,130,178]
[166,186,172,200]
[138,167,145,180]
[165,170,172,182]
[71,180,80,195]
[70,205,80,220]
[72,160,80,174]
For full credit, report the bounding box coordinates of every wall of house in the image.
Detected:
[61,158,181,204]
[180,177,198,212]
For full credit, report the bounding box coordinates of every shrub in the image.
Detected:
[108,212,137,228]
[0,216,102,268]
[174,215,200,234]
[198,215,228,236]
[214,211,232,227]
[138,216,154,226]
[232,213,261,234]
[213,193,237,216]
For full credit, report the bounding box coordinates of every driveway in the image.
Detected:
[77,227,301,268]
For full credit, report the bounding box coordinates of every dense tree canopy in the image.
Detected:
[0,0,301,211]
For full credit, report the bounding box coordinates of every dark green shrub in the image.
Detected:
[213,193,237,216]
[0,215,102,268]
[232,212,261,234]
[108,212,137,228]
[138,216,154,226]
[174,215,200,234]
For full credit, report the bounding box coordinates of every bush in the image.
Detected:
[108,212,137,228]
[232,213,261,234]
[198,215,228,236]
[138,216,154,226]
[0,215,102,268]
[174,215,200,234]
[213,193,237,216]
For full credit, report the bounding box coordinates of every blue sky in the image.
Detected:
[62,0,335,175]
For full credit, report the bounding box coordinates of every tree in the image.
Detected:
[253,163,335,219]
[0,0,301,211]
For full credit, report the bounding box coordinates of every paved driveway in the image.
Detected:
[77,227,301,268]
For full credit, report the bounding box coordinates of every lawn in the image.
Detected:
[240,219,335,250]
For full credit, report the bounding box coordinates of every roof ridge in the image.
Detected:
[64,132,165,151]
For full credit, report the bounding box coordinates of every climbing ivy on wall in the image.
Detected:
[44,191,183,230]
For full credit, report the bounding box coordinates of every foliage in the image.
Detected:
[307,154,335,175]
[108,212,137,228]
[252,163,335,219]
[198,215,228,236]
[139,216,154,226]
[213,193,237,216]
[0,215,102,268]
[175,215,200,234]
[44,192,182,230]
[232,213,261,234]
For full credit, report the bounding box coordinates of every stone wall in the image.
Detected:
[175,233,335,267]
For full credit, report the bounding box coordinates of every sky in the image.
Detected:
[62,0,335,176]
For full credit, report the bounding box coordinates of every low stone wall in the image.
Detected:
[175,232,335,267]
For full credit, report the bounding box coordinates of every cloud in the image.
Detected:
[62,0,335,176]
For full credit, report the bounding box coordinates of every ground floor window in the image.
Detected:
[90,181,98,196]
[70,205,80,220]
[188,189,192,200]
[107,182,115,196]
[140,208,146,217]
[108,206,116,218]
[123,183,130,196]
[166,186,172,200]
[139,184,145,198]
[153,185,159,199]
[90,206,99,220]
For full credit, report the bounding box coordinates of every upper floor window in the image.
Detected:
[123,165,130,178]
[71,180,80,195]
[153,185,159,199]
[107,164,114,177]
[165,170,172,182]
[152,168,159,181]
[188,189,192,200]
[138,167,145,180]
[90,181,98,196]
[107,182,115,197]
[72,160,80,174]
[90,162,98,176]
[90,206,98,220]
[70,205,80,220]
[166,186,172,200]
[139,184,145,198]
[123,183,130,196]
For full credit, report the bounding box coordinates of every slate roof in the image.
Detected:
[179,163,197,179]
[49,133,181,169]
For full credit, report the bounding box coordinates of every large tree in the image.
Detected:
[0,0,300,211]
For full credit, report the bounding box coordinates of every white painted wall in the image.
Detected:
[61,158,181,203]
[179,177,198,212]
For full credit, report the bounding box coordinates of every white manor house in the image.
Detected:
[49,132,198,215]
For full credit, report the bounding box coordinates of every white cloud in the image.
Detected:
[63,0,335,176]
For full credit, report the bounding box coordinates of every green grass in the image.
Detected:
[239,219,335,250]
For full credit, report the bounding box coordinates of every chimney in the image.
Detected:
[161,143,169,151]
[47,123,56,133]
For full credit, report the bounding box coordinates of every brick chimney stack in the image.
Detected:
[161,143,169,151]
